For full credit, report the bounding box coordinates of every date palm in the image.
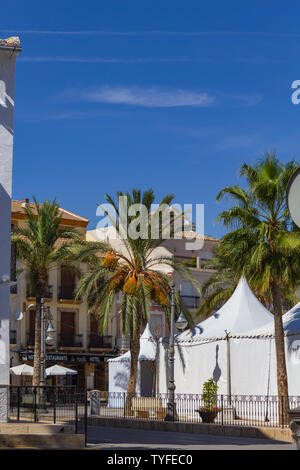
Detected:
[216,153,300,421]
[12,198,81,386]
[75,189,198,403]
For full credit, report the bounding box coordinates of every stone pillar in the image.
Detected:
[0,37,21,422]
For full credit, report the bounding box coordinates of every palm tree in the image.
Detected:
[12,198,81,386]
[196,247,237,319]
[216,153,300,421]
[74,189,199,404]
[197,244,298,318]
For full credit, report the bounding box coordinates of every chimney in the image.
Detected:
[21,198,30,208]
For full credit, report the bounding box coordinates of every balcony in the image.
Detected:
[10,330,17,345]
[116,335,130,352]
[10,284,17,295]
[27,285,53,299]
[58,286,81,302]
[88,334,113,349]
[181,295,201,309]
[27,332,35,347]
[58,334,83,348]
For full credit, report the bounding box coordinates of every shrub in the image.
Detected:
[202,378,218,411]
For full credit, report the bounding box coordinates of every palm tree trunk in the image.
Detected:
[271,281,289,425]
[32,296,41,387]
[32,295,42,387]
[125,315,141,414]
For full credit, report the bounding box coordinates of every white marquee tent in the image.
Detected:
[157,277,277,396]
[108,324,157,406]
[177,276,273,342]
[229,302,300,396]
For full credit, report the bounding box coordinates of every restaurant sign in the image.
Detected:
[19,352,106,363]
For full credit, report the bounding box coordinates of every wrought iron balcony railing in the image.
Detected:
[58,286,80,301]
[10,284,17,295]
[181,295,201,309]
[58,333,83,348]
[10,330,17,345]
[88,334,113,349]
[27,332,35,347]
[27,285,53,299]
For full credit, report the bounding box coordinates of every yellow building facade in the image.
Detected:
[9,199,219,391]
[9,199,119,390]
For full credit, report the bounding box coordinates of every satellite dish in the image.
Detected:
[14,311,23,321]
[287,168,300,227]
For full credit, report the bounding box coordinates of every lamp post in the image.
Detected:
[40,304,55,389]
[165,282,188,421]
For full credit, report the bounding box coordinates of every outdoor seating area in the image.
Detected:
[132,397,167,419]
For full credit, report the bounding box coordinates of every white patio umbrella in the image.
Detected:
[45,364,77,376]
[10,364,34,376]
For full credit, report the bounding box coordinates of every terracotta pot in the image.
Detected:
[196,409,219,423]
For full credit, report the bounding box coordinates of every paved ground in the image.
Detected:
[85,425,295,450]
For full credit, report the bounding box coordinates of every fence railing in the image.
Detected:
[9,387,299,437]
[88,391,300,428]
[9,386,89,445]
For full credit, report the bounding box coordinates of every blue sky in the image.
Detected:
[2,0,300,238]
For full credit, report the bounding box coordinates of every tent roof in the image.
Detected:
[241,301,300,338]
[177,276,273,342]
[282,302,300,332]
[46,364,77,376]
[108,324,157,362]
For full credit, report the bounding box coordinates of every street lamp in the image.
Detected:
[40,304,55,389]
[165,282,188,422]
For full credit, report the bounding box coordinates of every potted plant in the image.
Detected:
[196,378,220,423]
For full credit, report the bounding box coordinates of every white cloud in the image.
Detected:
[227,93,262,106]
[81,86,215,108]
[2,29,300,38]
[18,56,280,65]
[217,134,259,150]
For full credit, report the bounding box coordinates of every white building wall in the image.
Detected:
[0,42,21,421]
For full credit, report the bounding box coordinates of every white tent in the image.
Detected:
[108,324,156,406]
[177,276,273,342]
[157,277,275,396]
[45,364,77,376]
[10,364,33,376]
[228,302,300,396]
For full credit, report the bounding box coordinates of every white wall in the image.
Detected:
[157,335,300,398]
[0,45,20,421]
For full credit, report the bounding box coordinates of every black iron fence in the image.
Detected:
[8,387,299,447]
[9,386,89,445]
[88,391,300,428]
[10,387,81,424]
